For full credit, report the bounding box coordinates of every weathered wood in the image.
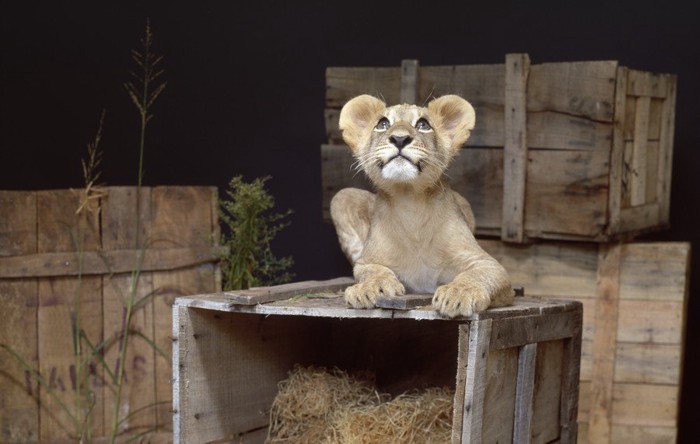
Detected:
[101,186,156,434]
[588,244,622,443]
[481,347,518,443]
[461,319,492,443]
[531,340,565,443]
[323,57,676,242]
[1,186,221,443]
[325,66,401,108]
[657,75,677,226]
[452,325,470,444]
[502,53,530,242]
[151,186,219,429]
[400,59,418,104]
[226,277,354,305]
[36,190,104,441]
[0,191,39,443]
[607,66,628,235]
[0,246,227,278]
[512,343,537,442]
[375,292,432,309]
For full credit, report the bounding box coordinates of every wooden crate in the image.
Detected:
[321,54,677,243]
[479,240,690,443]
[173,280,583,443]
[0,186,222,443]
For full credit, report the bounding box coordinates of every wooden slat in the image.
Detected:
[502,53,530,242]
[226,277,354,305]
[528,60,618,122]
[0,246,227,278]
[524,149,610,239]
[325,66,401,108]
[400,59,418,104]
[619,202,661,232]
[512,343,537,442]
[626,69,669,98]
[657,75,677,226]
[36,190,104,441]
[481,347,518,443]
[460,319,492,443]
[173,306,325,443]
[618,242,689,302]
[588,243,622,443]
[631,96,651,206]
[0,191,39,443]
[607,66,627,236]
[151,186,219,429]
[375,292,432,310]
[452,325,470,444]
[489,311,581,350]
[531,340,566,443]
[527,110,613,151]
[101,186,156,435]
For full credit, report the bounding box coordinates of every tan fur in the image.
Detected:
[331,94,513,317]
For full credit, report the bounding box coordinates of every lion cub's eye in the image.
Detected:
[415,118,432,132]
[375,117,390,131]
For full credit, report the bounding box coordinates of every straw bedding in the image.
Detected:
[266,366,454,443]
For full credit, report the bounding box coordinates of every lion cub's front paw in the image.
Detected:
[344,276,405,309]
[432,281,491,318]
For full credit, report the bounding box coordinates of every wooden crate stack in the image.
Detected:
[321,55,687,442]
[0,186,223,443]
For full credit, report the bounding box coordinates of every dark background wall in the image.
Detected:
[1,1,698,440]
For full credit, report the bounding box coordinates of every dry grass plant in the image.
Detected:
[0,20,168,444]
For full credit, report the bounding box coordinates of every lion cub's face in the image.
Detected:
[339,95,475,191]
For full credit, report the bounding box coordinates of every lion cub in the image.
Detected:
[331,94,513,318]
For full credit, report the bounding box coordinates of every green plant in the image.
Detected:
[220,176,294,290]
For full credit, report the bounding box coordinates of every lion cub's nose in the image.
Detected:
[389,135,413,149]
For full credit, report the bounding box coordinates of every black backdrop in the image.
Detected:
[2,1,699,441]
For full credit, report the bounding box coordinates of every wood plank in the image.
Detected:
[646,140,660,204]
[528,60,618,122]
[525,149,610,239]
[0,246,227,278]
[226,277,354,305]
[527,110,613,151]
[531,340,564,443]
[481,347,518,443]
[657,75,677,226]
[151,186,219,430]
[631,95,651,206]
[325,66,401,108]
[588,243,622,443]
[560,332,582,443]
[618,202,661,233]
[489,311,581,350]
[101,186,156,436]
[451,325,470,444]
[626,69,669,98]
[647,98,664,140]
[460,319,492,443]
[618,242,690,302]
[174,307,325,443]
[502,53,530,242]
[375,292,432,310]
[400,59,418,104]
[607,66,627,236]
[512,343,537,442]
[36,190,104,441]
[617,299,685,344]
[0,191,39,443]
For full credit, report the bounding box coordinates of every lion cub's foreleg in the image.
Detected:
[330,188,405,308]
[432,252,514,318]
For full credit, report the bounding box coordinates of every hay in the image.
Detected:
[266,366,454,444]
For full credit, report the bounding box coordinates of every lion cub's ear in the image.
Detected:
[427,95,476,151]
[339,95,386,153]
